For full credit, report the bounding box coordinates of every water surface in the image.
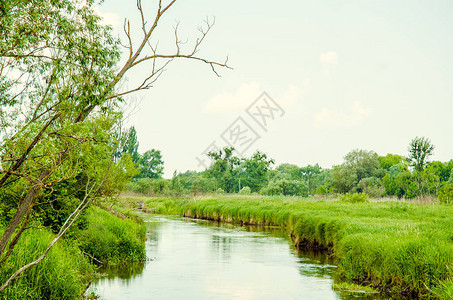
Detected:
[90,216,380,300]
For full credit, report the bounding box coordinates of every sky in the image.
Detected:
[97,0,453,178]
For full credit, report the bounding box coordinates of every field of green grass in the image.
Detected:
[124,195,453,298]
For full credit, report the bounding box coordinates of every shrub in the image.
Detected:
[262,179,308,196]
[217,188,225,194]
[339,192,369,203]
[239,186,251,195]
[439,184,453,204]
[357,177,384,198]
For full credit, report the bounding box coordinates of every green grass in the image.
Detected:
[333,282,378,293]
[74,206,146,263]
[129,195,453,298]
[0,204,147,299]
[0,228,95,300]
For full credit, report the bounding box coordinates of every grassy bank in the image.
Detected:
[74,205,146,263]
[0,205,146,299]
[127,195,453,298]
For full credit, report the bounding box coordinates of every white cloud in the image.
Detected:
[314,101,371,126]
[203,83,303,114]
[319,51,338,65]
[94,6,121,28]
[277,85,302,110]
[203,82,262,113]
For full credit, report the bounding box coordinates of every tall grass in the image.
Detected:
[136,195,453,298]
[74,206,146,263]
[0,205,147,299]
[0,228,94,300]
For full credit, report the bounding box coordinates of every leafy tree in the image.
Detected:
[207,147,240,193]
[275,164,301,180]
[408,137,435,172]
[394,171,418,199]
[300,164,322,192]
[357,177,384,198]
[382,173,398,196]
[379,154,406,170]
[344,149,383,182]
[118,127,140,163]
[137,149,164,179]
[262,179,308,196]
[329,165,357,193]
[240,151,274,192]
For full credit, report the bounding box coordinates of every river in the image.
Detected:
[89,215,381,299]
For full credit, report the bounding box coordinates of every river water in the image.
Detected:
[90,215,381,300]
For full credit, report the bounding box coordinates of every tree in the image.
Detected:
[300,164,322,192]
[137,149,164,179]
[118,127,140,163]
[329,164,357,193]
[328,149,382,194]
[344,149,383,183]
[275,163,302,180]
[207,147,240,193]
[379,154,406,170]
[408,137,435,172]
[240,151,274,192]
[0,0,229,291]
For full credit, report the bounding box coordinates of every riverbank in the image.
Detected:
[123,195,453,298]
[0,205,146,299]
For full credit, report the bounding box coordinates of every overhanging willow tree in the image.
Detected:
[0,0,229,290]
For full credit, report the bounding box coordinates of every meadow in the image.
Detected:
[124,195,453,298]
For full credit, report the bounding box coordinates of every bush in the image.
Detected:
[358,177,384,198]
[339,192,369,203]
[439,184,453,204]
[262,179,308,196]
[217,188,225,194]
[239,186,251,195]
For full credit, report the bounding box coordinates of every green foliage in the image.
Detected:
[379,154,406,170]
[239,151,274,192]
[239,186,251,195]
[408,136,435,172]
[329,165,357,193]
[394,171,418,199]
[339,192,369,203]
[439,183,453,204]
[117,127,140,163]
[103,154,140,196]
[126,178,171,196]
[0,228,94,299]
[75,206,146,263]
[300,164,322,192]
[274,163,302,180]
[357,177,384,198]
[136,149,164,179]
[216,188,225,194]
[262,179,308,196]
[206,147,240,193]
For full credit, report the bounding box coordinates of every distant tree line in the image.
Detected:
[125,136,453,202]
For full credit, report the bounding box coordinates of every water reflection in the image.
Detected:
[90,216,383,300]
[97,261,146,283]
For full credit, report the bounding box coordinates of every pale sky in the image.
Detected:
[98,0,453,178]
